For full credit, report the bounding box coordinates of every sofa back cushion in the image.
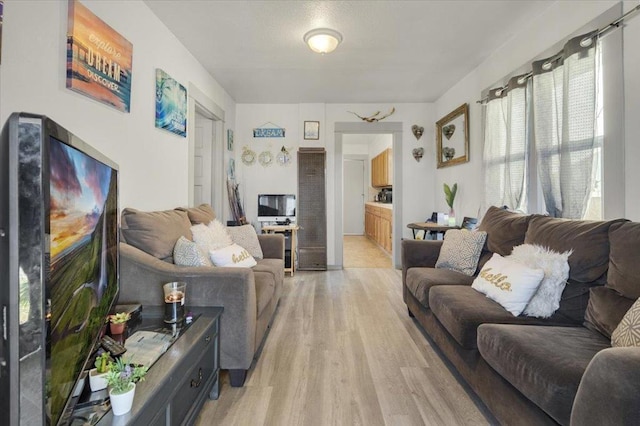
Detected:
[524,216,622,283]
[175,204,215,225]
[121,208,192,261]
[584,286,635,338]
[607,221,640,299]
[477,206,532,257]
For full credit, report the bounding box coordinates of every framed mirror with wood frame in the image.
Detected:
[436,103,469,168]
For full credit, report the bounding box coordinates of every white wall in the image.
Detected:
[433,0,640,220]
[0,0,234,211]
[235,102,434,266]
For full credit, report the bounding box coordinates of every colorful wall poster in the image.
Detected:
[66,0,133,112]
[155,69,187,137]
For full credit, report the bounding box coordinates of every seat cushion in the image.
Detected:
[254,270,276,317]
[405,267,474,308]
[478,324,610,425]
[429,286,567,349]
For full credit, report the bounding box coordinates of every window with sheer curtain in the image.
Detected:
[483,32,603,219]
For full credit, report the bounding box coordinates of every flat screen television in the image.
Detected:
[0,113,119,425]
[257,194,296,223]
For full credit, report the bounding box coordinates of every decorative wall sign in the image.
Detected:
[155,69,187,137]
[348,107,396,123]
[228,158,235,180]
[304,121,320,140]
[241,146,256,166]
[66,0,133,112]
[258,151,273,167]
[227,129,234,151]
[253,122,285,138]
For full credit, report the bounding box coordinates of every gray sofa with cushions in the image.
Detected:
[117,204,284,387]
[402,206,640,425]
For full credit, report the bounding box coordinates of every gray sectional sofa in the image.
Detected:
[402,206,640,425]
[117,204,284,387]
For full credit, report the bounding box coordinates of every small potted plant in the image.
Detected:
[109,312,130,335]
[89,351,112,392]
[106,357,147,416]
[444,183,458,226]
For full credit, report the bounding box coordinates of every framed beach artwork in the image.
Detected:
[227,129,234,151]
[304,121,320,140]
[66,0,133,112]
[155,68,187,137]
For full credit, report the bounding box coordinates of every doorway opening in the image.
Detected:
[334,122,403,269]
[343,134,393,268]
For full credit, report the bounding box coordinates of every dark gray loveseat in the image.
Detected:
[117,205,284,387]
[402,206,640,425]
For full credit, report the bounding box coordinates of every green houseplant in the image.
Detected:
[109,312,130,335]
[106,357,148,415]
[88,352,112,392]
[444,183,458,226]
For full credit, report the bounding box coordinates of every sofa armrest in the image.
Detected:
[571,347,640,425]
[258,233,285,260]
[118,242,257,370]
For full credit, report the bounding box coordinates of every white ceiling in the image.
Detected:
[144,0,554,104]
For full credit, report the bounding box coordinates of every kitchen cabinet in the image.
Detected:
[365,203,392,253]
[371,148,393,188]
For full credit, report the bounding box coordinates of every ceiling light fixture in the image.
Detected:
[303,28,343,54]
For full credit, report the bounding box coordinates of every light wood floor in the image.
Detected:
[343,235,392,268]
[196,269,492,426]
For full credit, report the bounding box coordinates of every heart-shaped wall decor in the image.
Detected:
[443,124,456,140]
[412,147,424,162]
[411,125,424,140]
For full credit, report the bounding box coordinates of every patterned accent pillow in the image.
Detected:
[173,236,212,267]
[472,253,545,316]
[509,244,571,318]
[209,243,257,268]
[227,225,264,259]
[435,229,487,276]
[611,298,640,347]
[191,220,233,253]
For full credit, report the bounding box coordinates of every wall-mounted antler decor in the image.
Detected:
[348,107,396,123]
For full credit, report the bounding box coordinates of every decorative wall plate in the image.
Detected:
[276,146,291,166]
[258,150,273,167]
[241,147,256,166]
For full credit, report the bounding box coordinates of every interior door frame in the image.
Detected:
[187,83,225,216]
[335,122,403,269]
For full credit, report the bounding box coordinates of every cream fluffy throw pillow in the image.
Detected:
[472,253,545,316]
[436,229,487,276]
[509,244,571,318]
[191,219,233,254]
[209,243,257,268]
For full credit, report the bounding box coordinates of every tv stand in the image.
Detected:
[261,224,299,276]
[74,306,222,425]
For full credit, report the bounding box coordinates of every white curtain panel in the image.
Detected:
[532,31,601,219]
[483,75,529,211]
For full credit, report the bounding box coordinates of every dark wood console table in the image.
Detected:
[74,306,222,426]
[407,222,459,239]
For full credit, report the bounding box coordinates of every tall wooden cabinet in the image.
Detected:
[297,148,327,270]
[365,203,392,253]
[371,148,393,188]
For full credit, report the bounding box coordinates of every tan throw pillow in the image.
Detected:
[509,244,571,318]
[173,236,212,267]
[121,208,192,260]
[611,298,640,347]
[227,225,264,259]
[209,244,257,268]
[175,204,215,225]
[435,229,487,276]
[472,253,545,316]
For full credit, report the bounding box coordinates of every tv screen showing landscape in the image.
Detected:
[46,136,118,425]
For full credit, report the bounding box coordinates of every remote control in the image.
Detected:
[101,335,127,357]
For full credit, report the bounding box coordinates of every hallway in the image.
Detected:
[343,235,392,268]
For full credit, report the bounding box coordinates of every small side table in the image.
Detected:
[261,224,299,276]
[407,222,459,240]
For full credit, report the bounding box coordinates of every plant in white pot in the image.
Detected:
[89,351,112,392]
[106,357,147,416]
